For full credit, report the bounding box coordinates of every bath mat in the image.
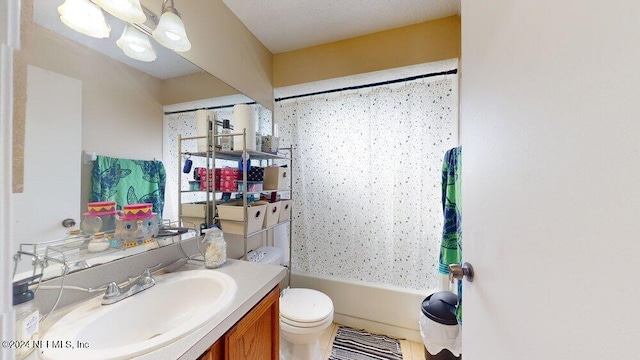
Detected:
[329,326,403,360]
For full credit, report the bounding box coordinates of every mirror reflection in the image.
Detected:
[12,0,272,281]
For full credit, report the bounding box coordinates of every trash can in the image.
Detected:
[419,291,462,360]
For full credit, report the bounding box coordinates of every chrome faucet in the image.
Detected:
[90,263,162,305]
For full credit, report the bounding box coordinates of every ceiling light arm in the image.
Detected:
[132,5,159,36]
[161,0,181,17]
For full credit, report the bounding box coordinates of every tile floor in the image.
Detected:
[319,323,426,360]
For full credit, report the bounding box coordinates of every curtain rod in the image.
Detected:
[274,68,458,102]
[164,101,256,116]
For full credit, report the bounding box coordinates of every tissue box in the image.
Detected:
[197,168,221,191]
[218,168,242,192]
[219,179,238,192]
[220,168,242,180]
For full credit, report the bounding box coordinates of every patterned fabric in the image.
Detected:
[329,326,402,360]
[439,146,462,324]
[89,155,166,219]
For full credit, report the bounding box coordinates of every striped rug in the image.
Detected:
[329,326,403,360]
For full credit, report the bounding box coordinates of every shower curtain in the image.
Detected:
[276,72,458,290]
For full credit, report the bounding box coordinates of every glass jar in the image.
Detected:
[202,227,227,269]
[88,231,110,252]
[64,228,85,248]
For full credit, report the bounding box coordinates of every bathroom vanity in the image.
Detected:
[198,286,280,360]
[34,259,286,360]
[147,260,284,360]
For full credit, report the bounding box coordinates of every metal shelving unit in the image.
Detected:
[177,127,293,276]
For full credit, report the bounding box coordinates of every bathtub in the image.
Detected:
[290,269,437,342]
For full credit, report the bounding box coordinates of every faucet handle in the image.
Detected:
[88,281,121,297]
[142,262,163,277]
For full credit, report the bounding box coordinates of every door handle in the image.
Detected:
[449,262,474,282]
[61,218,76,228]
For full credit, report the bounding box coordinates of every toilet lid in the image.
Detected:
[280,288,333,323]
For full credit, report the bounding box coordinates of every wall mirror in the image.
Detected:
[12,0,272,281]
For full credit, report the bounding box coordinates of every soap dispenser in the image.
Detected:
[13,274,42,359]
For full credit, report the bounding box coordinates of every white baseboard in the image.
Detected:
[290,270,436,343]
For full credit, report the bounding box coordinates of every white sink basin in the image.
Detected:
[40,269,237,360]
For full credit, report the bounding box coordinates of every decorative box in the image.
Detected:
[197,168,221,191]
[219,178,238,192]
[247,166,264,182]
[261,135,279,154]
[220,167,242,181]
[238,181,263,192]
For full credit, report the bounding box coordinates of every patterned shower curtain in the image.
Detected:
[275,69,458,290]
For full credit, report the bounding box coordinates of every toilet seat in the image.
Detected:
[280,288,334,328]
[281,312,333,329]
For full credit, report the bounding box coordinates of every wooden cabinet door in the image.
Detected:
[225,286,280,360]
[198,337,224,360]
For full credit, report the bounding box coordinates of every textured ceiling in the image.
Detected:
[222,0,461,54]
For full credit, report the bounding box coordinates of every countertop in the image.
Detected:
[31,259,286,360]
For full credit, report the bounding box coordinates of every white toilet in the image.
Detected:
[279,288,334,360]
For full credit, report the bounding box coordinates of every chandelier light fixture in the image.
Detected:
[58,0,192,61]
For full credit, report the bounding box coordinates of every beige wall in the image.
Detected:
[142,0,274,110]
[160,72,240,106]
[29,25,164,208]
[273,15,460,88]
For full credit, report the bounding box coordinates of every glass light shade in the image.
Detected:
[94,0,146,24]
[152,11,191,52]
[58,0,110,38]
[116,25,157,62]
